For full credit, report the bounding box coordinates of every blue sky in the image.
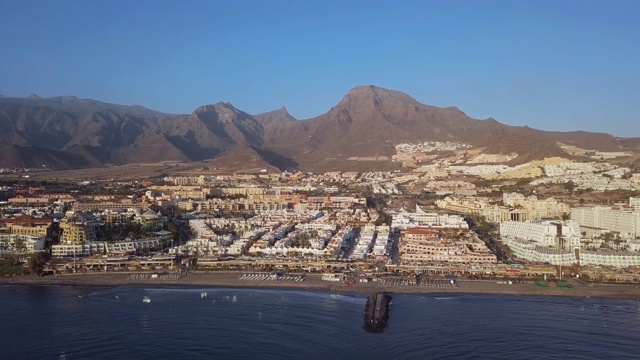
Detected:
[1,0,639,136]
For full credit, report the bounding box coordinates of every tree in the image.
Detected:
[564,181,576,193]
[28,252,51,276]
[375,211,392,226]
[561,212,570,221]
[298,233,310,242]
[13,238,26,252]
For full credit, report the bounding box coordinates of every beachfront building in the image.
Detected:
[499,220,581,249]
[399,227,496,265]
[500,220,581,266]
[52,220,103,257]
[105,238,161,256]
[571,201,640,239]
[503,238,576,266]
[579,250,640,267]
[0,233,46,253]
[500,219,640,267]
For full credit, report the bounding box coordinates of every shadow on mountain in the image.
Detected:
[251,146,299,171]
[165,133,223,161]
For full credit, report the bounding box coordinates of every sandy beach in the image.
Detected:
[3,272,640,301]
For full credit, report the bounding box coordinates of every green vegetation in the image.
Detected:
[374,211,392,226]
[564,180,576,193]
[13,238,26,252]
[0,258,25,276]
[535,280,573,290]
[363,192,389,210]
[164,222,181,242]
[297,232,311,248]
[470,215,492,235]
[95,221,143,242]
[27,252,51,276]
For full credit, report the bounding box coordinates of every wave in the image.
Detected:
[329,293,367,305]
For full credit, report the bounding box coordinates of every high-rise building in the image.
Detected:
[570,201,640,239]
[59,221,96,244]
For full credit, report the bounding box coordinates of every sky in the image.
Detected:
[1,0,639,136]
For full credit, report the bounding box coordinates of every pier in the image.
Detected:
[363,292,392,333]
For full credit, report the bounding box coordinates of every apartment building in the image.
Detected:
[571,202,640,239]
[499,220,581,249]
[59,221,97,245]
[0,233,46,252]
[437,194,569,222]
[0,215,51,236]
[399,227,496,265]
[74,200,148,211]
[503,238,576,266]
[505,237,640,267]
[392,205,468,230]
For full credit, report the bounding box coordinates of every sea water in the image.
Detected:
[1,286,639,359]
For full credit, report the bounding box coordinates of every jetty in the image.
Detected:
[363,292,392,333]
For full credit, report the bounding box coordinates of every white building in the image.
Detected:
[500,220,581,266]
[106,238,161,255]
[392,205,468,230]
[571,203,640,239]
[0,234,46,253]
[579,250,640,267]
[501,220,640,268]
[500,220,581,249]
[51,242,105,257]
[503,238,576,266]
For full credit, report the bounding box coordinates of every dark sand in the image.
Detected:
[3,273,640,300]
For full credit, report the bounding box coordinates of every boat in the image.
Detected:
[232,295,237,303]
[143,296,151,303]
[363,292,392,333]
[201,292,207,298]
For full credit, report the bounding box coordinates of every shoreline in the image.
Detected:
[3,273,640,301]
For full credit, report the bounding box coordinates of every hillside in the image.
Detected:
[1,87,638,172]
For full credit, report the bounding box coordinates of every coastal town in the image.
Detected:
[3,141,640,296]
[4,1,640,358]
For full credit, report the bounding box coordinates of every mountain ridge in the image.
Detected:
[1,87,638,171]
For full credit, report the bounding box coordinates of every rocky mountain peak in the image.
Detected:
[338,85,420,109]
[193,102,238,118]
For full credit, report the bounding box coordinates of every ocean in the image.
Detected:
[1,286,639,359]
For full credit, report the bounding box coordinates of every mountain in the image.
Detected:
[0,96,266,168]
[255,86,578,170]
[0,88,638,172]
